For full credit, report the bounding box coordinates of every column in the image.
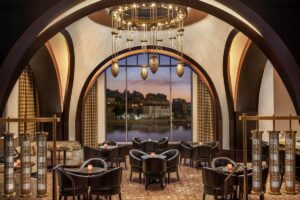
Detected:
[36,131,48,197]
[268,130,281,194]
[19,133,32,197]
[284,130,297,194]
[251,129,263,194]
[3,132,16,197]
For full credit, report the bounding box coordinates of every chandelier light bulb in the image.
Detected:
[149,55,159,74]
[176,61,184,77]
[141,64,148,80]
[111,60,120,77]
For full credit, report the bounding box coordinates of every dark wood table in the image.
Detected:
[67,167,105,175]
[98,145,117,150]
[141,154,167,160]
[48,146,69,166]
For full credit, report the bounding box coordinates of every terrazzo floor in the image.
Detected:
[0,158,299,199]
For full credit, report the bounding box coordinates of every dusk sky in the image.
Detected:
[105,55,192,102]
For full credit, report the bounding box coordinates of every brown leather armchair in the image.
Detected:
[132,137,143,149]
[157,137,169,153]
[202,167,236,200]
[161,149,180,183]
[179,141,193,167]
[81,158,107,170]
[141,140,158,153]
[129,149,147,183]
[89,167,122,200]
[55,165,88,200]
[142,157,167,190]
[192,144,212,169]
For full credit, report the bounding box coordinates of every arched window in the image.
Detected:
[106,53,192,142]
[82,52,216,145]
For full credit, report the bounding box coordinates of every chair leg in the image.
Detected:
[130,171,132,180]
[109,196,112,200]
[168,173,170,183]
[59,195,62,200]
[180,157,182,165]
[145,178,148,190]
[160,178,164,190]
[139,172,142,183]
[119,192,122,200]
[202,193,206,200]
[176,170,180,181]
[64,196,67,200]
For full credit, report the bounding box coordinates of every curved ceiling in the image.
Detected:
[88,8,208,27]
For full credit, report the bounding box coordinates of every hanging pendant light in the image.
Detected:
[149,55,159,74]
[176,61,184,77]
[111,60,120,77]
[141,64,148,80]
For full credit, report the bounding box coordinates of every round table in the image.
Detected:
[141,154,167,160]
[98,145,117,150]
[48,146,69,166]
[67,167,105,175]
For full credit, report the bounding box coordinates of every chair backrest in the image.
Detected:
[132,137,143,149]
[180,141,193,148]
[161,149,180,168]
[158,137,168,150]
[141,140,158,153]
[192,145,211,159]
[202,167,231,189]
[118,144,130,158]
[129,149,147,167]
[83,146,105,161]
[106,146,119,161]
[211,157,238,168]
[142,157,167,174]
[88,167,122,189]
[81,158,107,170]
[55,165,74,189]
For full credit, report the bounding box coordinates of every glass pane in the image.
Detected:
[127,66,171,141]
[159,55,171,65]
[118,58,126,65]
[171,66,192,141]
[106,66,126,142]
[138,53,148,65]
[171,58,178,65]
[127,55,137,65]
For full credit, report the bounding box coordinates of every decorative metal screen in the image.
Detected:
[36,131,48,197]
[19,133,32,197]
[197,77,214,142]
[83,80,98,148]
[284,130,297,194]
[3,132,16,197]
[268,130,281,194]
[251,129,263,194]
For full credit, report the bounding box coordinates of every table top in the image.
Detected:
[98,145,117,150]
[215,162,267,174]
[141,154,167,160]
[48,146,69,151]
[67,167,105,175]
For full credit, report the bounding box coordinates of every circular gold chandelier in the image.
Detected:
[110,2,187,80]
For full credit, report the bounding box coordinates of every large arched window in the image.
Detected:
[106,53,192,142]
[82,51,217,145]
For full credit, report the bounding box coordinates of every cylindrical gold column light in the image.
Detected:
[3,132,16,198]
[19,133,32,197]
[284,130,297,194]
[251,129,263,195]
[36,131,48,197]
[268,130,281,194]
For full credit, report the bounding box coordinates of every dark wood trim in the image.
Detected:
[223,29,239,153]
[60,29,75,140]
[75,46,223,146]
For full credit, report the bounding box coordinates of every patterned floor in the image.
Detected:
[0,159,300,199]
